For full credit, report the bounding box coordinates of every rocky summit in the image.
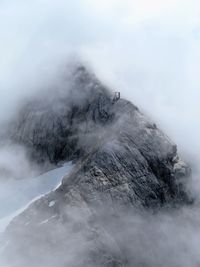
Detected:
[0,65,191,267]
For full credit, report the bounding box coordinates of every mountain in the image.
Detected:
[0,65,192,267]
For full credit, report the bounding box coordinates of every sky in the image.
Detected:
[0,0,200,163]
[1,2,200,266]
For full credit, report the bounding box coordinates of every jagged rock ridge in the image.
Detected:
[0,65,191,267]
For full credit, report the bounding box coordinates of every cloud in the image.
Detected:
[1,1,200,266]
[1,0,200,215]
[0,0,200,204]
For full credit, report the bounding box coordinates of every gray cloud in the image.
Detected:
[1,1,200,266]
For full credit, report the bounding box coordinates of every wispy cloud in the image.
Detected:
[0,1,200,266]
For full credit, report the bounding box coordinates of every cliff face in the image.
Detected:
[8,66,113,165]
[0,65,191,267]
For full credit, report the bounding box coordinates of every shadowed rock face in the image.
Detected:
[8,65,113,165]
[0,65,191,267]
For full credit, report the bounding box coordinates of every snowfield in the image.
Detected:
[0,162,73,232]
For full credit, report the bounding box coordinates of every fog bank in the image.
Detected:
[1,1,200,266]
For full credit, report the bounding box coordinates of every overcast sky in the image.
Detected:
[1,3,200,265]
[0,0,200,163]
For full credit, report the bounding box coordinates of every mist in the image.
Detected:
[1,0,200,266]
[1,0,200,155]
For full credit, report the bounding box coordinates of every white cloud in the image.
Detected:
[0,0,200,159]
[1,2,200,267]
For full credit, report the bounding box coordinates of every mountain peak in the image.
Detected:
[0,65,192,267]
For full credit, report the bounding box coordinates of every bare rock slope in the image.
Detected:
[1,65,191,267]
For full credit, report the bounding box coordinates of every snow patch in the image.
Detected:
[49,201,55,207]
[39,215,57,226]
[0,162,73,233]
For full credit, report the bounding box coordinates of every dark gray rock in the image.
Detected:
[7,65,113,165]
[0,65,192,267]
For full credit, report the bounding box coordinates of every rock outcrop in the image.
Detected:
[7,65,113,165]
[0,65,191,267]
